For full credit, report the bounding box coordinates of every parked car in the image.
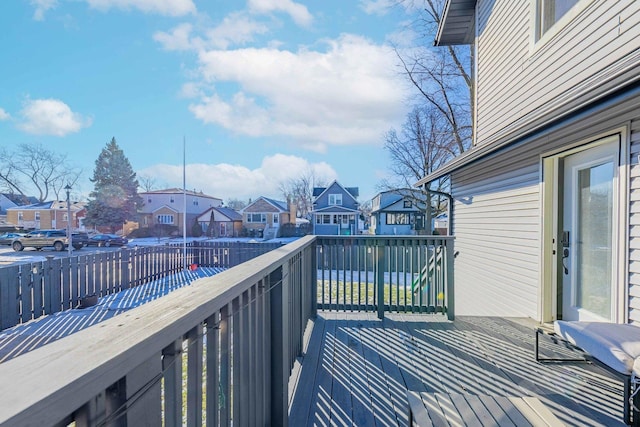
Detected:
[71,232,89,248]
[87,234,128,247]
[11,229,81,252]
[0,232,25,245]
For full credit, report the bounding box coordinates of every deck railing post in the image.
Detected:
[445,238,455,321]
[311,239,317,318]
[269,266,288,427]
[376,239,385,320]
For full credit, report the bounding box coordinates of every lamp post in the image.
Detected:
[65,184,73,257]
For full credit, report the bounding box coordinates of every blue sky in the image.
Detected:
[0,0,418,204]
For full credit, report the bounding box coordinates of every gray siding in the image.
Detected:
[451,153,540,317]
[476,0,640,146]
[450,94,640,320]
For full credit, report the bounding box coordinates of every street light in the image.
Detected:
[65,184,73,257]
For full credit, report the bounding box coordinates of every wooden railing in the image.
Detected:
[316,236,455,319]
[0,235,453,426]
[0,236,316,427]
[0,241,282,331]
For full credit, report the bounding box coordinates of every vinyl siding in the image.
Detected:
[451,153,540,318]
[450,93,640,320]
[475,0,640,146]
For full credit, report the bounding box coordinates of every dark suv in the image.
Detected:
[12,229,83,252]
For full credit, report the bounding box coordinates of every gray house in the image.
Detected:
[311,181,359,235]
[418,0,640,325]
[370,189,426,235]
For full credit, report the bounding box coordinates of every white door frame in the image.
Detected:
[540,127,629,323]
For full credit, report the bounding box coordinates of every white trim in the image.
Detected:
[539,126,629,323]
[529,0,595,55]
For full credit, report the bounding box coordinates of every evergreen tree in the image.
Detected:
[84,138,143,233]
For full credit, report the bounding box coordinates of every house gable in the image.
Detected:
[312,181,359,212]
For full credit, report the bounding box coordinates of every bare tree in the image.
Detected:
[226,198,248,211]
[383,106,452,214]
[138,174,158,192]
[397,0,474,154]
[381,0,473,232]
[0,147,24,195]
[0,143,81,202]
[279,169,329,219]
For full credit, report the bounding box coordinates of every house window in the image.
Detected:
[536,0,579,40]
[18,212,23,221]
[144,216,148,225]
[322,214,331,224]
[273,215,279,224]
[247,213,266,223]
[193,200,198,206]
[403,200,412,208]
[63,213,68,221]
[170,197,175,203]
[157,214,174,224]
[386,213,410,225]
[328,194,342,206]
[35,212,40,221]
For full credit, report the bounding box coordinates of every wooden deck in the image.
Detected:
[289,312,626,426]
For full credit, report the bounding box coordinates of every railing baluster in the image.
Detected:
[186,324,203,427]
[205,312,220,427]
[162,339,183,427]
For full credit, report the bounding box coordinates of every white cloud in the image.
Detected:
[0,108,10,121]
[85,0,196,16]
[154,23,197,51]
[31,0,57,21]
[30,0,195,18]
[248,0,313,27]
[189,34,408,150]
[138,154,337,201]
[154,14,270,52]
[359,0,395,16]
[18,99,92,136]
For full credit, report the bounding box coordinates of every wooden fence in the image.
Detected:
[0,241,282,331]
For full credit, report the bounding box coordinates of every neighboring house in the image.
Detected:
[311,181,359,235]
[370,189,426,235]
[241,197,295,239]
[6,200,85,230]
[417,0,640,324]
[0,193,38,216]
[197,207,243,238]
[138,188,222,235]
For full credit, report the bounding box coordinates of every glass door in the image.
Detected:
[561,138,618,321]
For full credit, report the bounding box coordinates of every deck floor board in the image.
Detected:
[289,312,627,427]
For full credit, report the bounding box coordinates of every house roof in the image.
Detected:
[1,194,39,206]
[6,200,85,211]
[141,188,222,201]
[371,189,426,213]
[197,207,242,222]
[312,180,359,200]
[434,0,477,46]
[243,197,289,212]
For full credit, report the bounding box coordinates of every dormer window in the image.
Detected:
[403,201,412,208]
[328,194,342,206]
